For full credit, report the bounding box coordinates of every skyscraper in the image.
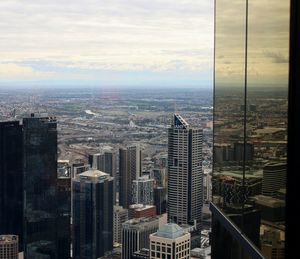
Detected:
[23,114,68,258]
[132,175,154,205]
[119,145,142,208]
[262,163,286,197]
[149,223,191,259]
[113,206,128,244]
[153,187,167,215]
[72,169,114,259]
[0,121,23,250]
[168,114,203,229]
[0,235,19,259]
[122,217,159,259]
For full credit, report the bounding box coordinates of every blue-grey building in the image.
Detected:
[72,169,114,259]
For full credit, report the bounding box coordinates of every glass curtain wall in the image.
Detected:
[213,0,289,258]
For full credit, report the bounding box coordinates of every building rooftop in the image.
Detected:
[0,235,18,244]
[154,223,186,239]
[254,195,285,208]
[74,169,112,182]
[173,114,189,129]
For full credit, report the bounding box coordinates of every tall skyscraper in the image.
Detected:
[149,223,191,259]
[0,122,23,250]
[168,114,203,229]
[153,187,167,215]
[132,176,154,205]
[72,169,113,259]
[262,163,286,197]
[23,114,68,258]
[113,206,128,244]
[212,0,290,258]
[89,151,116,178]
[122,217,159,259]
[0,235,19,259]
[119,145,142,208]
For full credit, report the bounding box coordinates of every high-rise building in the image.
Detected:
[153,187,167,215]
[168,114,203,229]
[23,114,68,258]
[57,161,71,259]
[72,169,114,259]
[89,151,116,178]
[119,145,142,208]
[0,122,23,250]
[149,223,191,259]
[212,0,291,258]
[71,162,90,178]
[0,235,18,259]
[113,206,128,244]
[262,163,286,197]
[132,176,154,205]
[122,217,159,259]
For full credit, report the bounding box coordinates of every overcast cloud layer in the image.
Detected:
[0,0,214,88]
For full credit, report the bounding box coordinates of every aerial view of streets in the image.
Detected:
[0,87,213,175]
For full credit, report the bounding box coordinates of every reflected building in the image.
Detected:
[211,0,290,258]
[72,169,113,259]
[168,114,203,229]
[0,122,23,250]
[23,114,69,258]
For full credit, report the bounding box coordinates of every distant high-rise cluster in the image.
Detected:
[0,112,205,259]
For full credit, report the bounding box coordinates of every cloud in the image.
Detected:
[264,51,288,64]
[0,0,213,87]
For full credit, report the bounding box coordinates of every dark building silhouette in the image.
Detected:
[153,187,167,215]
[23,114,69,258]
[119,146,141,208]
[0,121,23,250]
[72,169,113,259]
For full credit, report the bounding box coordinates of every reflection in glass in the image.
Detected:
[213,0,289,258]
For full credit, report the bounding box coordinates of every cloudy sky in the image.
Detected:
[0,0,214,88]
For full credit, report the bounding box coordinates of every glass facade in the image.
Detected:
[0,122,23,250]
[212,0,289,258]
[23,115,69,258]
[72,171,114,259]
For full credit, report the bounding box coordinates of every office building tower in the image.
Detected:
[149,223,191,259]
[0,235,18,259]
[0,122,23,250]
[212,0,291,258]
[71,162,90,178]
[57,161,71,259]
[261,229,285,259]
[119,145,142,208]
[153,187,167,215]
[132,176,154,205]
[89,151,116,178]
[72,169,113,259]
[23,114,68,258]
[122,217,159,259]
[168,114,203,229]
[262,163,286,197]
[151,168,167,188]
[114,206,128,244]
